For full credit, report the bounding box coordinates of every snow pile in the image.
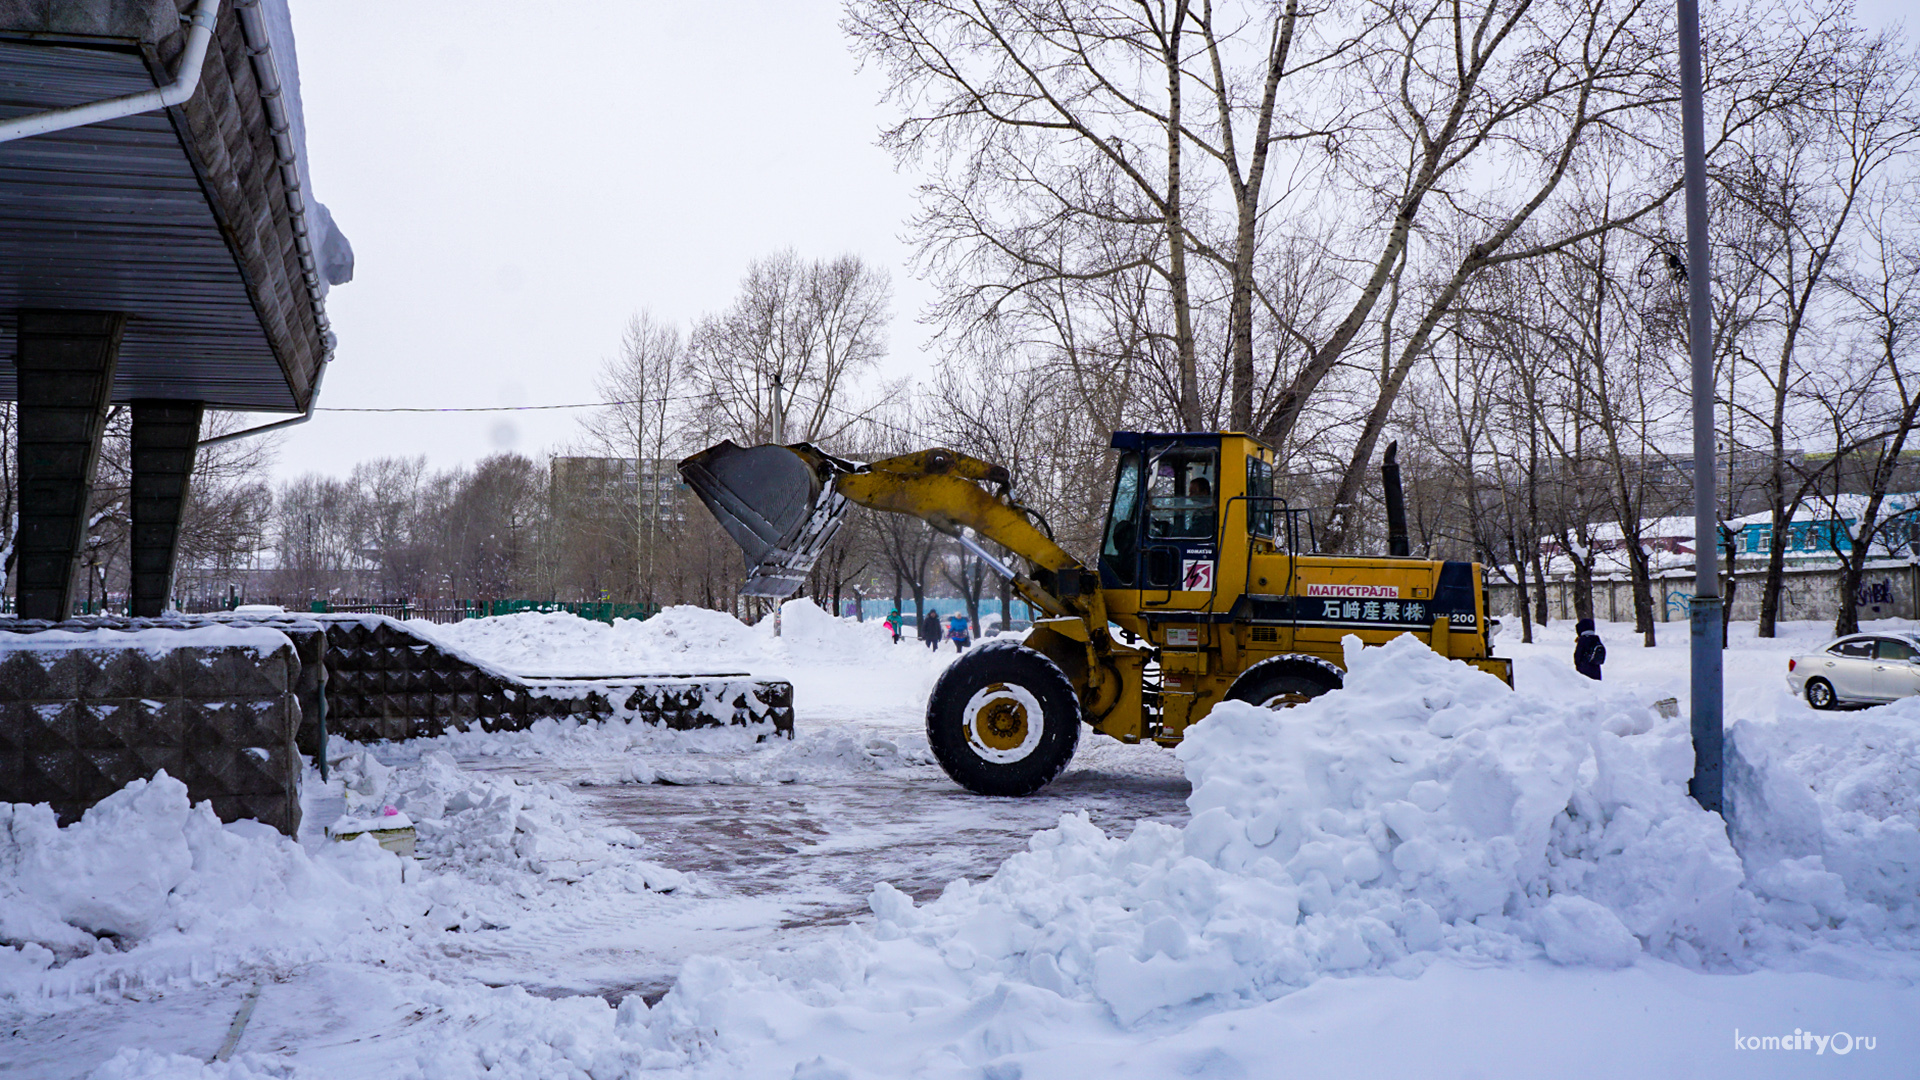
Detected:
[405,600,953,777]
[763,597,905,667]
[0,773,405,995]
[612,633,1915,1067]
[1175,633,1746,972]
[85,1048,301,1080]
[334,749,684,894]
[0,748,687,1013]
[410,605,772,677]
[410,599,944,683]
[1727,703,1920,932]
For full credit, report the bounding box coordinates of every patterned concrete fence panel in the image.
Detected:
[313,616,795,742]
[0,625,302,834]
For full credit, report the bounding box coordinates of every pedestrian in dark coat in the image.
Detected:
[1574,617,1606,680]
[919,610,942,651]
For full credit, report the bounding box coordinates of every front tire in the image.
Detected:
[1805,678,1838,711]
[926,641,1081,796]
[1225,656,1342,709]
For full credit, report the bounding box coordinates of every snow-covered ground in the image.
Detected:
[3,603,1918,1078]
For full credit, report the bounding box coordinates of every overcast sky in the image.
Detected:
[272,0,933,480]
[269,0,1910,483]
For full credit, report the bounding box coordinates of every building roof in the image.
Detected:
[0,0,350,412]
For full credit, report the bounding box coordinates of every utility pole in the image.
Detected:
[1678,0,1723,813]
[636,409,647,615]
[772,371,785,639]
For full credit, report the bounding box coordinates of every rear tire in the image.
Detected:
[1805,678,1837,711]
[926,641,1081,796]
[1225,657,1342,709]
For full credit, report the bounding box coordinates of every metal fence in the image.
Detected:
[172,597,660,625]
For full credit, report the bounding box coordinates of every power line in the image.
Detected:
[318,402,619,413]
[317,393,708,413]
[315,388,924,441]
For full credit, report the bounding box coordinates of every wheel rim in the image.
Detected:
[962,682,1045,764]
[1258,689,1316,709]
[1810,682,1831,707]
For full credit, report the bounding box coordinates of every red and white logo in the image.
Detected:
[1181,559,1215,590]
[1305,583,1400,598]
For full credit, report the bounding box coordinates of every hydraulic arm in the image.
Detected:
[681,441,1100,623]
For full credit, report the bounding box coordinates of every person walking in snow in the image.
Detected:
[1574,617,1606,680]
[919,609,942,651]
[947,613,971,652]
[885,609,901,643]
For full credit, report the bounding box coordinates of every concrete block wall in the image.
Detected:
[315,615,794,741]
[0,625,302,833]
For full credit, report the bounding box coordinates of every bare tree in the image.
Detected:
[687,250,894,446]
[1718,28,1920,635]
[1820,194,1920,635]
[583,312,692,606]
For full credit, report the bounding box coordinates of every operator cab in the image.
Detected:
[1099,431,1303,597]
[1097,433,1218,594]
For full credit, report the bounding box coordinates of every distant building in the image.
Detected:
[549,457,688,524]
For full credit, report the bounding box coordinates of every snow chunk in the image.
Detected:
[1534,895,1640,967]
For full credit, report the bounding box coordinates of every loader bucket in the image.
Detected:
[678,441,851,598]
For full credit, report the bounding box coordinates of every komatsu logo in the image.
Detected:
[1305,584,1400,598]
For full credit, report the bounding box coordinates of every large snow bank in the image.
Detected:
[601,633,1919,1071]
[411,600,956,747]
[411,605,771,676]
[0,746,687,1015]
[1728,701,1920,935]
[411,599,943,681]
[0,773,405,996]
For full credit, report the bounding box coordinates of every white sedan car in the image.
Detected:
[1787,631,1920,709]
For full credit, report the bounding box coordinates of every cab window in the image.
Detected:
[1246,456,1275,538]
[1146,448,1218,540]
[1874,638,1916,661]
[1100,453,1142,585]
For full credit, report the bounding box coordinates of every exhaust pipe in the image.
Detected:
[1382,441,1410,557]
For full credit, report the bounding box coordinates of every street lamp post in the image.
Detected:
[1678,0,1723,812]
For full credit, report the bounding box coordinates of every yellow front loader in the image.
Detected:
[680,432,1512,796]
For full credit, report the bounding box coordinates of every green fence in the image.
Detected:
[302,599,659,625]
[461,600,659,623]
